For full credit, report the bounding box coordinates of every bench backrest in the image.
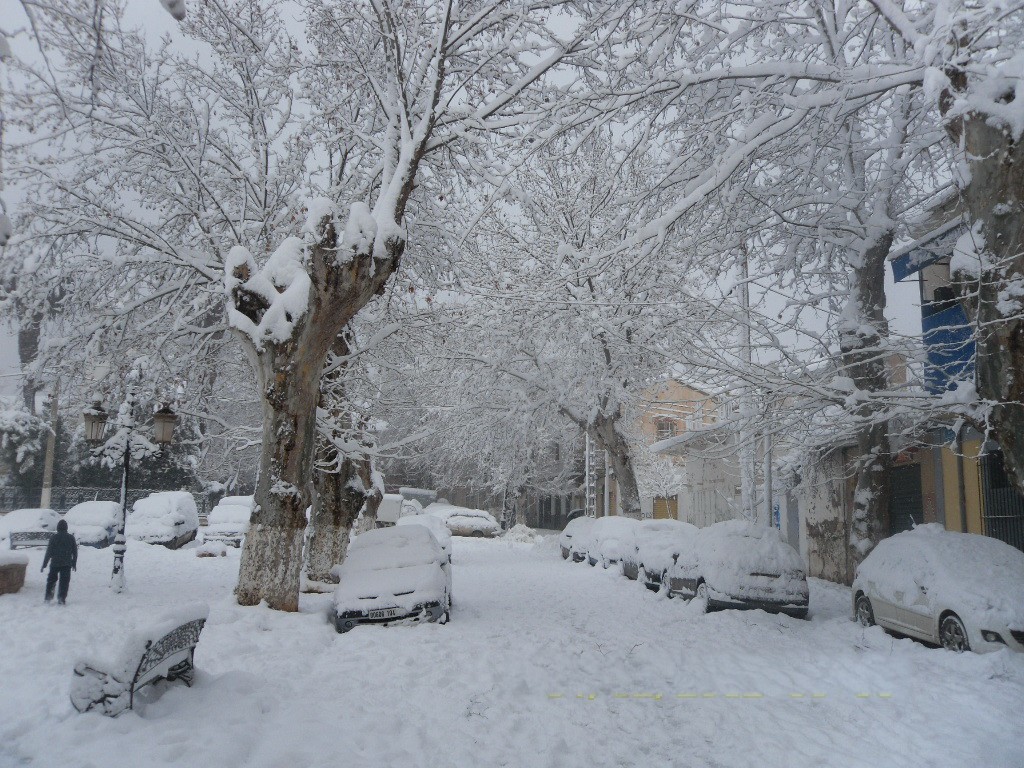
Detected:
[10,531,54,549]
[133,617,206,686]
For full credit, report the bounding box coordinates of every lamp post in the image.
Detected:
[83,380,177,593]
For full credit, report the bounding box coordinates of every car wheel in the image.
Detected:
[939,613,970,653]
[855,594,874,627]
[695,581,709,612]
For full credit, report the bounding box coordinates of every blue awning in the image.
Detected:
[890,219,967,282]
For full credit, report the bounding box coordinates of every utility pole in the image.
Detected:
[738,242,758,523]
[763,422,774,528]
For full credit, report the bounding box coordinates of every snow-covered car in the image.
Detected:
[396,512,452,564]
[64,501,120,548]
[399,486,437,509]
[623,518,699,589]
[330,525,451,633]
[1,508,61,549]
[852,524,1024,653]
[578,516,639,569]
[558,516,595,561]
[668,520,809,619]
[203,495,253,547]
[375,494,423,527]
[425,503,501,538]
[128,491,200,549]
[375,493,405,527]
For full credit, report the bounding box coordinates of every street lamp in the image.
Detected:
[82,401,109,442]
[83,389,177,593]
[152,405,178,445]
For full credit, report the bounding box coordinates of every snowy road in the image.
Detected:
[1,535,1023,767]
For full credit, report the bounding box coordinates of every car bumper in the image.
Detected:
[708,595,809,618]
[331,601,446,633]
[973,626,1024,653]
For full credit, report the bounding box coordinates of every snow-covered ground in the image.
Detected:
[1,535,1022,767]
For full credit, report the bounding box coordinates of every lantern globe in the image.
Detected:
[152,405,177,444]
[83,402,109,443]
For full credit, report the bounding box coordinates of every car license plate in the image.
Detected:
[369,607,400,620]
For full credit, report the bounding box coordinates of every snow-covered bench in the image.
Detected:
[70,603,209,716]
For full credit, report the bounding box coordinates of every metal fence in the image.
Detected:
[980,452,1024,552]
[0,486,209,517]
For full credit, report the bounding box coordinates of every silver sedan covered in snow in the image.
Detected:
[852,524,1024,653]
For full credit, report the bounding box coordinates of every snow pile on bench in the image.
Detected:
[70,603,209,716]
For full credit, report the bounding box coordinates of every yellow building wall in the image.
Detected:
[938,438,984,534]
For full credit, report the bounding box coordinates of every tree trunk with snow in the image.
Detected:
[307,452,377,583]
[954,116,1024,493]
[231,212,404,611]
[589,414,642,519]
[842,232,895,566]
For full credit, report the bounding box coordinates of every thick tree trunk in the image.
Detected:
[17,308,45,412]
[306,453,377,583]
[235,351,320,611]
[841,231,895,564]
[957,117,1024,493]
[590,415,642,518]
[231,211,406,611]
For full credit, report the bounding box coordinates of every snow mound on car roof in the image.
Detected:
[64,501,120,527]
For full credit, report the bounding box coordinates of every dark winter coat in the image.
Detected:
[43,531,78,570]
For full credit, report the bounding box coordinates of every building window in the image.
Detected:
[655,418,678,441]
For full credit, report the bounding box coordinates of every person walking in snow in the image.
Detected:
[41,519,77,605]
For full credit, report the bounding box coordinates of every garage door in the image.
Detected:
[653,496,678,520]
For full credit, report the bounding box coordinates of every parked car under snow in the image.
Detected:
[623,518,699,589]
[668,520,808,619]
[330,525,451,633]
[852,524,1024,653]
[579,516,639,569]
[396,512,452,563]
[203,496,253,548]
[1,508,60,549]
[425,503,500,538]
[64,501,120,548]
[129,492,199,549]
[559,516,595,561]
